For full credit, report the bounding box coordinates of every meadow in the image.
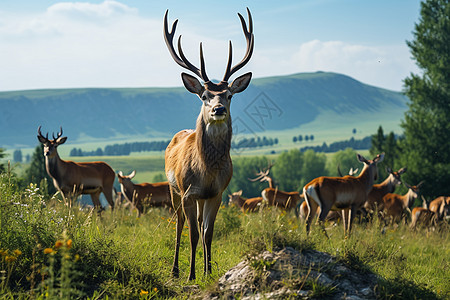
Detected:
[0,167,449,299]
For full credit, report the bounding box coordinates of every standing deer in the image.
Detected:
[380,181,424,224]
[428,196,450,221]
[163,8,254,280]
[303,153,385,236]
[37,126,115,211]
[228,190,262,212]
[117,170,171,216]
[249,163,301,216]
[364,167,407,214]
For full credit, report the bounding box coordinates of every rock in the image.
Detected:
[202,247,378,299]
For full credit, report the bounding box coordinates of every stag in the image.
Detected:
[117,171,171,216]
[37,126,115,210]
[163,8,254,280]
[228,190,262,212]
[249,162,301,215]
[380,181,424,224]
[303,153,384,236]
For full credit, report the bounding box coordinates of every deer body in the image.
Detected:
[37,127,115,210]
[163,8,253,280]
[261,188,302,212]
[117,171,171,216]
[381,182,422,223]
[303,153,384,236]
[429,196,450,220]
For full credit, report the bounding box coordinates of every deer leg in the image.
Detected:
[202,196,221,276]
[183,195,199,281]
[318,203,331,239]
[103,187,115,211]
[347,205,357,235]
[305,196,318,235]
[170,191,184,278]
[90,192,102,212]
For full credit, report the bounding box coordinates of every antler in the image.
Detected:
[37,125,49,141]
[163,10,209,82]
[52,127,63,140]
[222,7,254,82]
[248,160,274,182]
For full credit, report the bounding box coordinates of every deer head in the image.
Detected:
[37,126,67,158]
[163,8,253,133]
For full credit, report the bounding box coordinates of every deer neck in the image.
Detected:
[195,114,232,170]
[404,189,416,209]
[45,152,65,181]
[357,164,376,194]
[121,181,136,202]
[378,174,397,193]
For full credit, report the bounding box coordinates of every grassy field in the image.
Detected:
[0,170,449,299]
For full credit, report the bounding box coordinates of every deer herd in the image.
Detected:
[33,8,449,281]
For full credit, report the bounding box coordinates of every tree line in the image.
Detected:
[69,140,171,156]
[299,136,372,153]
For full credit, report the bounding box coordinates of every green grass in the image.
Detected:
[1,171,449,299]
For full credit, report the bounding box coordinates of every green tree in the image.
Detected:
[370,126,385,157]
[0,148,6,172]
[272,149,304,192]
[13,149,22,163]
[399,0,450,197]
[23,144,56,196]
[300,150,326,188]
[326,148,359,177]
[227,156,269,199]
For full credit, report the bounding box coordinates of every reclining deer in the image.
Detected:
[303,153,385,236]
[117,170,171,216]
[163,8,254,280]
[228,190,262,213]
[37,126,115,211]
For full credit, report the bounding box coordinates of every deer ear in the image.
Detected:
[357,154,368,164]
[56,137,67,145]
[229,72,252,94]
[181,73,203,96]
[118,171,124,178]
[129,170,136,178]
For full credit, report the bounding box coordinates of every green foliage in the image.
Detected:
[369,126,401,182]
[326,148,359,177]
[23,144,56,195]
[227,156,270,198]
[400,0,450,198]
[272,149,327,191]
[0,148,6,173]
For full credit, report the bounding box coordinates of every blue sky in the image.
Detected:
[0,0,421,92]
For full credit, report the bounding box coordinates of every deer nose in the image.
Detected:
[214,106,226,115]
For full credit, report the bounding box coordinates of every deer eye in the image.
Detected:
[228,95,233,100]
[201,95,207,101]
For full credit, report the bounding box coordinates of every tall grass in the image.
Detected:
[0,169,448,299]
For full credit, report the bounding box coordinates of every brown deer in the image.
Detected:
[429,196,450,221]
[380,181,424,224]
[163,8,254,280]
[303,153,385,236]
[37,126,115,210]
[410,197,437,230]
[249,163,301,216]
[117,170,171,216]
[364,167,407,214]
[228,190,262,213]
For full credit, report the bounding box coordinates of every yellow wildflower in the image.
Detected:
[54,240,64,249]
[44,248,53,254]
[74,254,80,261]
[140,289,149,296]
[0,249,7,256]
[66,239,73,249]
[13,249,22,256]
[5,255,16,263]
[153,287,158,293]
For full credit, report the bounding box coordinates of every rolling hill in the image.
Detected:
[0,72,408,149]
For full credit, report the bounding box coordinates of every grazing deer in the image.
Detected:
[163,8,254,280]
[303,153,385,236]
[228,190,262,212]
[249,163,301,216]
[380,181,424,224]
[37,126,115,210]
[429,196,450,221]
[410,197,437,230]
[364,167,407,214]
[117,170,171,216]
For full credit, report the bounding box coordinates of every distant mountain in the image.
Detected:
[0,72,408,148]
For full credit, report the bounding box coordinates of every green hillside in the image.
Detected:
[0,72,408,150]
